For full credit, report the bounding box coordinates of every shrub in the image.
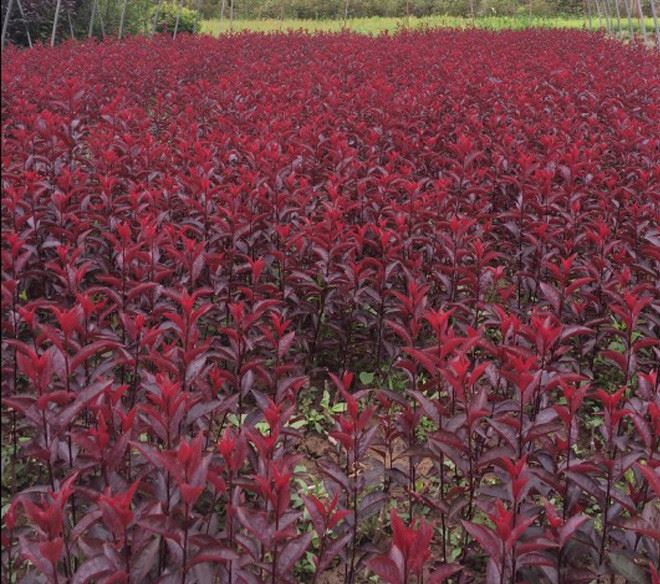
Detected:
[152,1,201,33]
[0,0,154,46]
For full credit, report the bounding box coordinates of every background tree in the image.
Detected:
[1,0,657,45]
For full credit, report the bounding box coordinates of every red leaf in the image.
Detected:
[461,520,501,558]
[367,554,402,584]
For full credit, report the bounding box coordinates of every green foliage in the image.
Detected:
[195,0,658,21]
[2,0,657,46]
[93,0,154,36]
[198,0,589,20]
[293,387,346,434]
[1,0,155,45]
[201,13,656,35]
[358,371,375,385]
[153,1,201,33]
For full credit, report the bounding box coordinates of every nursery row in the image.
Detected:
[1,31,659,583]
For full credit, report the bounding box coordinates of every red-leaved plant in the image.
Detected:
[1,29,658,583]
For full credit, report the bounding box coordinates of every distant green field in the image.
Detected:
[201,14,656,36]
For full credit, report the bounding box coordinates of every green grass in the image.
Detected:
[201,14,656,36]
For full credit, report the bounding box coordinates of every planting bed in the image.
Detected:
[1,30,659,584]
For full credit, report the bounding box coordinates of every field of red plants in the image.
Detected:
[1,30,659,584]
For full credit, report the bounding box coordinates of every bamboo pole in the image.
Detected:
[173,0,182,38]
[67,8,75,38]
[613,0,622,35]
[152,0,163,33]
[649,0,660,50]
[97,0,105,37]
[635,0,647,43]
[88,0,96,37]
[230,0,234,30]
[594,0,603,29]
[118,0,128,38]
[51,0,62,46]
[602,0,612,33]
[1,0,14,47]
[16,0,31,47]
[105,0,111,34]
[194,0,201,33]
[587,0,593,30]
[623,0,634,38]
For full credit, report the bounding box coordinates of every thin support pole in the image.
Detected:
[88,0,96,37]
[97,1,105,37]
[173,0,182,39]
[624,0,634,38]
[1,0,15,47]
[194,0,201,33]
[16,0,31,47]
[602,0,612,33]
[51,0,62,46]
[67,8,75,38]
[635,0,647,43]
[152,0,163,34]
[613,0,622,35]
[649,0,660,50]
[118,0,128,39]
[594,0,604,29]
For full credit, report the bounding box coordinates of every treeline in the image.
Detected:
[1,0,657,46]
[197,0,586,20]
[0,0,199,46]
